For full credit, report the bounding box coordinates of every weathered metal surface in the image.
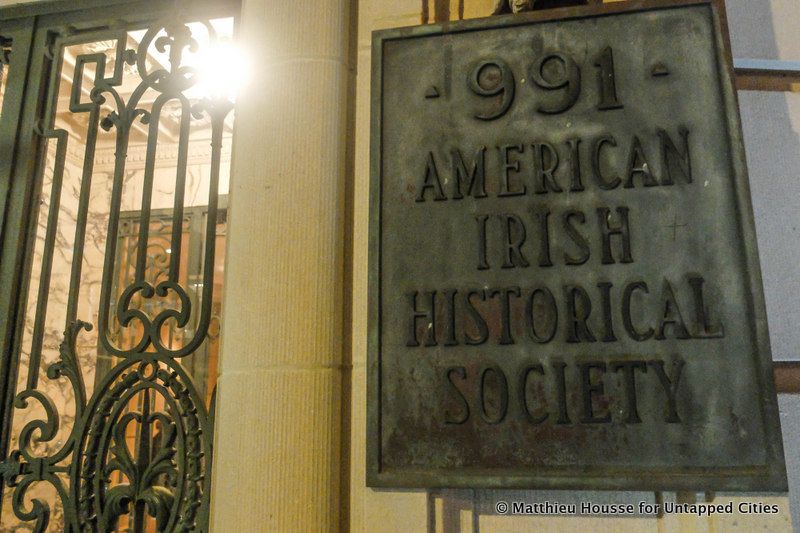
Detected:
[368,0,787,491]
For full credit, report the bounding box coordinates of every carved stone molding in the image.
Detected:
[62,135,233,172]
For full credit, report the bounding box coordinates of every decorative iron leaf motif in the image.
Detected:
[77,361,203,532]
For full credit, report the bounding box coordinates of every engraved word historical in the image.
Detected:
[368,0,787,490]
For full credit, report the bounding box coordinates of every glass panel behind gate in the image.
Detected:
[1,14,235,532]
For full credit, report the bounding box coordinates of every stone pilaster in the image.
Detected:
[209,0,351,529]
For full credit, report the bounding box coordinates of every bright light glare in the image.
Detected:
[127,19,246,103]
[192,40,249,103]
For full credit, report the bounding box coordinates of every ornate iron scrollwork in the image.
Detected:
[1,15,232,532]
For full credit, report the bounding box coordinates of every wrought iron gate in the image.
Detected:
[0,1,239,530]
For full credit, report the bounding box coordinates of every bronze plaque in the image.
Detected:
[367,0,786,490]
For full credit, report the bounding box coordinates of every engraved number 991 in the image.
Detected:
[468,47,622,120]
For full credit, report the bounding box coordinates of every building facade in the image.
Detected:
[0,0,797,531]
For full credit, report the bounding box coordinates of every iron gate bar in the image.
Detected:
[0,20,34,530]
[0,19,45,515]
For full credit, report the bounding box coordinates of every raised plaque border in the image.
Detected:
[367,0,787,491]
